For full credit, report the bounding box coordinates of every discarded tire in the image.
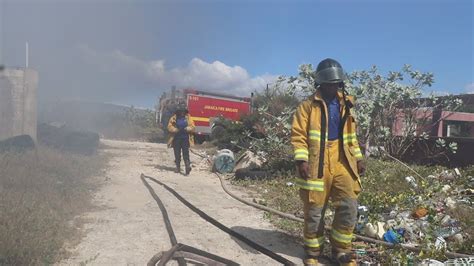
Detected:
[0,135,35,153]
[210,125,225,140]
[235,168,270,180]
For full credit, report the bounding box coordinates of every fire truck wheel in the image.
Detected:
[211,125,225,140]
[194,135,207,144]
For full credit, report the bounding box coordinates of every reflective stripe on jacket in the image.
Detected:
[291,90,363,179]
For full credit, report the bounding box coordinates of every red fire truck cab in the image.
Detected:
[157,87,252,142]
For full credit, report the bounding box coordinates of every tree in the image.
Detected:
[345,65,461,160]
[274,64,460,163]
[230,64,461,169]
[217,81,300,169]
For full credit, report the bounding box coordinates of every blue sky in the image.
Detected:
[1,0,472,108]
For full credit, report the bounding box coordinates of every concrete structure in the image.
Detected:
[393,94,474,138]
[393,109,474,138]
[0,68,38,141]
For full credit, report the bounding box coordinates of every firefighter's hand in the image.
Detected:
[169,127,179,133]
[357,160,366,176]
[296,161,310,179]
[185,126,193,133]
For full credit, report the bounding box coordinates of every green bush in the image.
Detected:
[211,113,261,152]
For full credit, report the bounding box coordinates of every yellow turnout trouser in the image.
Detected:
[299,140,361,256]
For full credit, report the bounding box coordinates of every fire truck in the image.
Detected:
[157,87,252,142]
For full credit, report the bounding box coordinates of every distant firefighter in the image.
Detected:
[167,103,195,175]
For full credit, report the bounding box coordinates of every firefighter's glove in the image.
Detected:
[357,160,366,176]
[185,126,193,133]
[296,161,310,179]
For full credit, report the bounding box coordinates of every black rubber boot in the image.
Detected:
[175,161,181,173]
[184,161,192,175]
[333,251,357,266]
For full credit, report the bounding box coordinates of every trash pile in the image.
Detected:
[354,168,473,262]
[193,147,473,262]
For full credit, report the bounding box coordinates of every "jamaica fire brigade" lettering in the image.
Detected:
[203,105,238,113]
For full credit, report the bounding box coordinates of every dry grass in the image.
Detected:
[0,146,106,265]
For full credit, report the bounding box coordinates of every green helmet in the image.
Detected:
[314,58,346,85]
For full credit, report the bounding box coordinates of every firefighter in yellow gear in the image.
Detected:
[291,58,366,266]
[167,103,195,175]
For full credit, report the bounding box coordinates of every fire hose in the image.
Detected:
[189,149,471,258]
[141,174,295,265]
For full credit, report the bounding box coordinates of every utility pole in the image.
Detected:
[0,0,4,70]
[25,42,29,68]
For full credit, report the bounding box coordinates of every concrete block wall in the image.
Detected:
[0,68,38,141]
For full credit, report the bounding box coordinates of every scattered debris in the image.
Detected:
[434,236,447,250]
[440,215,452,226]
[356,167,473,260]
[438,170,456,181]
[412,208,428,219]
[454,168,461,176]
[363,222,386,240]
[452,233,464,244]
[356,206,369,232]
[383,229,403,244]
[441,185,451,193]
[445,197,457,210]
[405,176,418,188]
[198,141,473,262]
[195,157,211,171]
[421,259,444,266]
[234,150,265,171]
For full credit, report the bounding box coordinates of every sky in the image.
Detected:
[0,0,472,108]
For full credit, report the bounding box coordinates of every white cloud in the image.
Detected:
[78,45,277,96]
[465,83,474,93]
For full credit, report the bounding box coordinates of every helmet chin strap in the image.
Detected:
[338,83,354,140]
[341,83,353,110]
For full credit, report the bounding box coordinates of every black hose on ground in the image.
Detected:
[142,174,296,265]
[140,175,187,266]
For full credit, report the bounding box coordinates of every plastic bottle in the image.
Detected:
[405,176,418,188]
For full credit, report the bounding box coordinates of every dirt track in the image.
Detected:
[60,139,303,265]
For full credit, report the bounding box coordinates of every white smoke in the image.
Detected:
[79,45,278,96]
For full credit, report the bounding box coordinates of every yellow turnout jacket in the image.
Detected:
[167,114,195,148]
[291,90,363,179]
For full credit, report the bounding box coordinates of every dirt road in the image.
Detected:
[60,139,303,265]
